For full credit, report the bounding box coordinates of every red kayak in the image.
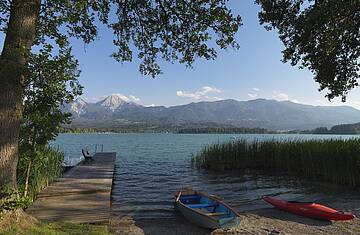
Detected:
[263,196,355,221]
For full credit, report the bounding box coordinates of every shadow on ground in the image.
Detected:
[135,217,211,235]
[249,208,332,226]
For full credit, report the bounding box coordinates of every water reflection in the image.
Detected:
[52,133,360,219]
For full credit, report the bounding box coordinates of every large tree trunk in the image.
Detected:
[0,0,40,190]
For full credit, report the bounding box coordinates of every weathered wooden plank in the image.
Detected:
[26,152,116,224]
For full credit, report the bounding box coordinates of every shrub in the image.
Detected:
[0,188,32,214]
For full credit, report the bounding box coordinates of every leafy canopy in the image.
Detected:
[1,1,359,100]
[1,0,242,77]
[20,46,82,152]
[256,0,360,101]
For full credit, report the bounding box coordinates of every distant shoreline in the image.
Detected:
[59,129,360,135]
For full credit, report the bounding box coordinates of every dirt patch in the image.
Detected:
[135,217,211,235]
[109,215,145,235]
[212,209,360,235]
[0,209,38,231]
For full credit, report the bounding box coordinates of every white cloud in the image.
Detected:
[201,86,221,94]
[247,88,261,99]
[248,93,258,99]
[271,91,301,103]
[129,95,141,103]
[176,86,222,100]
[272,91,290,101]
[213,97,224,101]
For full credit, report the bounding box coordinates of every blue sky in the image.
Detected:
[1,1,360,109]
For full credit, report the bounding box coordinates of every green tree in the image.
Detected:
[19,45,82,196]
[0,0,241,189]
[256,0,359,101]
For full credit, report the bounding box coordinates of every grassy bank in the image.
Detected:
[1,223,111,235]
[1,147,64,215]
[192,138,360,187]
[0,213,111,235]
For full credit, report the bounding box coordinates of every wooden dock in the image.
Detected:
[27,152,116,224]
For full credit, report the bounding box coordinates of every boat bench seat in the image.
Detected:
[180,195,201,200]
[188,203,218,209]
[180,195,202,204]
[206,211,229,216]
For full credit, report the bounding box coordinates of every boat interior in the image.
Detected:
[179,194,234,218]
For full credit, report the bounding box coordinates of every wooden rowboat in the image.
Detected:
[174,188,240,229]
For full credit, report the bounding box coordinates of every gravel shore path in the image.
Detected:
[110,197,360,235]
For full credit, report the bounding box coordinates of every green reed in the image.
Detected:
[192,138,360,187]
[17,147,64,200]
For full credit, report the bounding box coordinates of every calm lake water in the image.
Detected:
[52,133,360,219]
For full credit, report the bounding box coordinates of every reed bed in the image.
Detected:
[192,138,360,187]
[17,147,64,199]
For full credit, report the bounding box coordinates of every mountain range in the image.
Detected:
[63,94,360,131]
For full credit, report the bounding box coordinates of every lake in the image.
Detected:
[52,133,360,219]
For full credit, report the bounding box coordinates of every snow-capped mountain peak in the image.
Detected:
[69,97,87,115]
[98,94,135,111]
